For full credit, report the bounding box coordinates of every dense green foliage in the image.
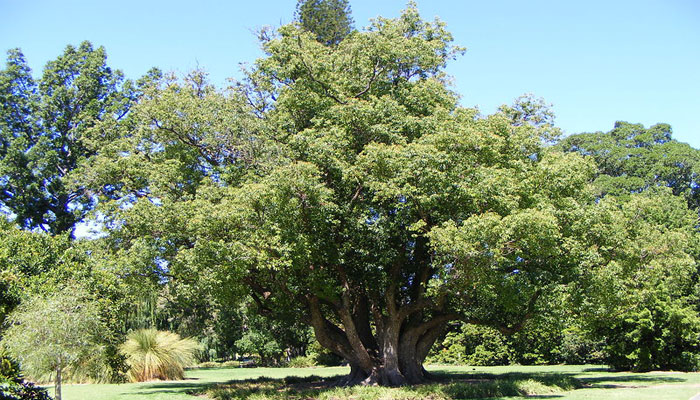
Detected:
[0,42,139,235]
[558,122,700,209]
[0,2,698,387]
[0,352,52,400]
[0,220,72,327]
[559,124,700,371]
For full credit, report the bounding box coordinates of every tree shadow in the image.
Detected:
[205,371,580,399]
[581,367,611,372]
[578,374,685,388]
[165,369,692,399]
[128,379,219,396]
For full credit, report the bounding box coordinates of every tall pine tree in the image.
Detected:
[295,0,354,46]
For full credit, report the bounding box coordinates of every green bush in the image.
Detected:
[194,360,241,369]
[0,352,52,400]
[428,324,512,366]
[559,327,605,365]
[306,341,342,366]
[197,361,221,369]
[286,356,316,368]
[601,299,700,371]
[222,361,240,368]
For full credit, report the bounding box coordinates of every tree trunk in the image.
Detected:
[326,316,447,386]
[55,365,62,400]
[305,283,456,386]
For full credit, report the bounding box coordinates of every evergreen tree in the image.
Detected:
[295,0,354,46]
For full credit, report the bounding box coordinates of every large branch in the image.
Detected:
[416,321,449,363]
[152,119,220,166]
[353,59,385,98]
[385,244,405,318]
[352,293,379,354]
[308,295,363,365]
[333,265,375,367]
[408,236,432,303]
[399,313,459,367]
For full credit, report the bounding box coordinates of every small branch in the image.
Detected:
[295,36,347,105]
[353,59,385,98]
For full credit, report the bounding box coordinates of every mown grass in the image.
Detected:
[50,364,700,400]
[208,373,581,400]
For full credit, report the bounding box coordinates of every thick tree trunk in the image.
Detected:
[336,346,432,386]
[304,261,456,387]
[324,315,448,386]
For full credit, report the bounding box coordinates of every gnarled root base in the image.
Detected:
[335,364,431,387]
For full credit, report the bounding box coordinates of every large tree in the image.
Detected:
[558,123,700,371]
[80,5,697,384]
[0,42,135,235]
[557,121,700,210]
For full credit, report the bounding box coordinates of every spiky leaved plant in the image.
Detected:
[120,329,199,381]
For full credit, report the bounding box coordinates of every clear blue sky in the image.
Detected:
[2,0,699,148]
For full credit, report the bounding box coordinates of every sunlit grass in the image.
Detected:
[51,364,700,400]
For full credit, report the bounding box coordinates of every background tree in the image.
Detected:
[559,122,700,371]
[0,219,70,328]
[0,287,104,400]
[558,121,700,210]
[0,223,142,383]
[295,0,354,46]
[572,189,700,371]
[234,302,313,365]
[0,42,135,235]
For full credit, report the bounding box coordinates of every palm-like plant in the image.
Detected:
[120,329,199,382]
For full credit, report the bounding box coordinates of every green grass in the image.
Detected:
[49,366,349,400]
[48,365,700,400]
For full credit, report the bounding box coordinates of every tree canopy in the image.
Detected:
[0,42,137,235]
[558,121,700,210]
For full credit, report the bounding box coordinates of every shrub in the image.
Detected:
[306,341,342,366]
[601,299,700,371]
[197,361,221,369]
[428,324,512,366]
[222,360,240,368]
[0,352,52,400]
[286,356,316,368]
[560,326,605,365]
[120,329,199,381]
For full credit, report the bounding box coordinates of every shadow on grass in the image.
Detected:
[204,372,580,399]
[582,367,612,372]
[200,369,693,400]
[129,379,219,396]
[578,374,684,388]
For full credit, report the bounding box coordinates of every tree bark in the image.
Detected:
[317,305,455,386]
[55,365,62,400]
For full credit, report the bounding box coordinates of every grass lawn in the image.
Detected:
[50,365,700,400]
